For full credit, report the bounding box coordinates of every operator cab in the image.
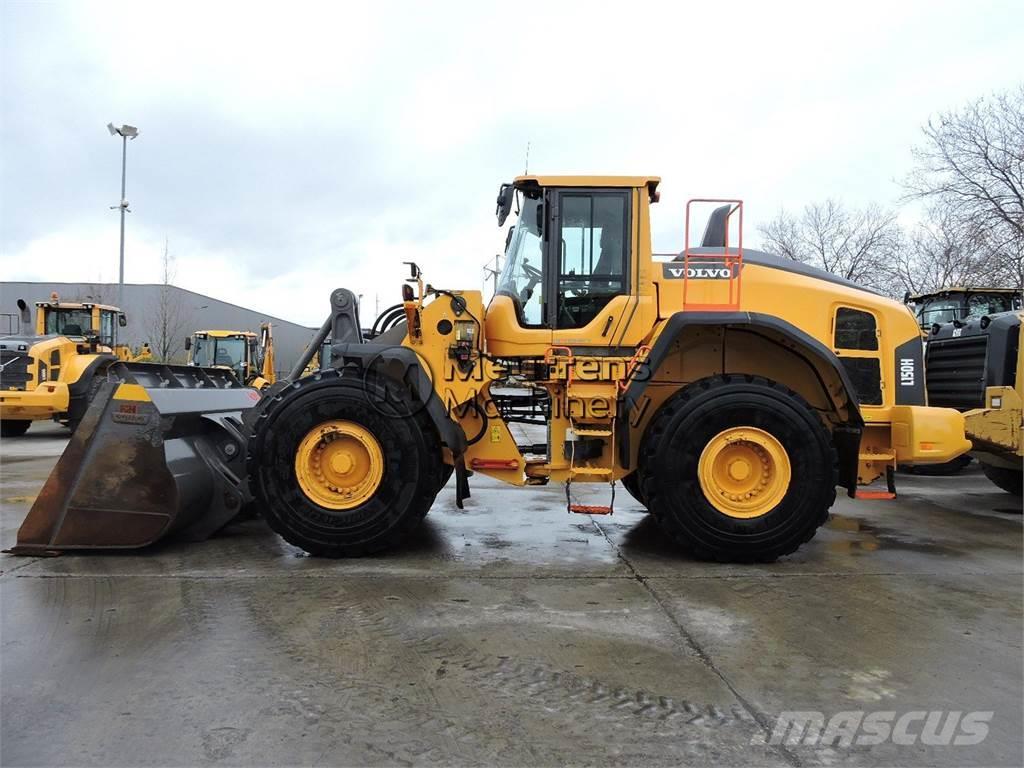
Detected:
[905,287,1022,331]
[189,331,255,380]
[35,295,125,349]
[487,176,659,356]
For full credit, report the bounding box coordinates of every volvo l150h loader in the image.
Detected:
[10,176,971,562]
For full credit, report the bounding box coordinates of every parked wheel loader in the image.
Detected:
[9,176,971,561]
[905,287,1022,334]
[925,310,1022,496]
[185,322,276,389]
[0,294,132,437]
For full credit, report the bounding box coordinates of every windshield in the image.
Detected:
[192,337,248,378]
[916,298,962,327]
[917,293,1019,327]
[496,195,545,325]
[966,293,1016,318]
[45,309,93,338]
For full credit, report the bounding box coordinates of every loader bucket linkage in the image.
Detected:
[6,362,260,555]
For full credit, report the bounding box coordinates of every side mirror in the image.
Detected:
[118,313,128,327]
[535,202,544,236]
[184,337,192,351]
[496,183,514,227]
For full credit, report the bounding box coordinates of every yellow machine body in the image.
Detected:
[409,176,969,491]
[960,313,1024,471]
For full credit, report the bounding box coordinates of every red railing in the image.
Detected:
[682,199,744,311]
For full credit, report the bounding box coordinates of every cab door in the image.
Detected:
[549,188,641,351]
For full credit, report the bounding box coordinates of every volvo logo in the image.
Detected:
[661,263,739,280]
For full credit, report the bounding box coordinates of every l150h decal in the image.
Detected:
[893,336,926,405]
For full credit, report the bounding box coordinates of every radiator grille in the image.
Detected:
[925,336,987,410]
[0,349,32,391]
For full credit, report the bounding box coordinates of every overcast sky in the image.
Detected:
[2,1,1021,325]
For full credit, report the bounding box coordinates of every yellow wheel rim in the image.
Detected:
[697,427,791,519]
[294,420,384,510]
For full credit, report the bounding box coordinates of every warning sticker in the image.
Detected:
[112,402,149,425]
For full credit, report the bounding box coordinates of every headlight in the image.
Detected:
[38,361,48,382]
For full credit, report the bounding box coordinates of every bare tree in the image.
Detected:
[758,199,902,292]
[145,240,189,363]
[904,86,1024,289]
[889,202,991,294]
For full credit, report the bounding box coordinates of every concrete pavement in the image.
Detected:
[1,422,1021,766]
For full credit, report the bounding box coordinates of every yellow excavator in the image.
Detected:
[11,176,971,561]
[184,322,275,389]
[0,293,147,437]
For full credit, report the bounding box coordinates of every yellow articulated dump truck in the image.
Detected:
[10,175,971,561]
[185,322,276,389]
[925,311,1022,496]
[0,294,133,437]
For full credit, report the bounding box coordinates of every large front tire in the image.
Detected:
[1,420,31,438]
[640,374,836,562]
[981,462,1023,497]
[247,369,443,556]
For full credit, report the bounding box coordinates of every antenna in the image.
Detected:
[524,141,530,174]
[483,255,502,296]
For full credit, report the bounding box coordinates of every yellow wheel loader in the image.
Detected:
[0,294,132,437]
[184,322,276,389]
[925,311,1023,496]
[10,176,971,561]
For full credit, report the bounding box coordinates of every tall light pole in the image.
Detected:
[107,123,139,309]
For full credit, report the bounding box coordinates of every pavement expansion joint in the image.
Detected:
[589,515,803,768]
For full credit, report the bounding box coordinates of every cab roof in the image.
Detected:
[36,300,121,312]
[514,175,660,198]
[906,287,1022,302]
[194,330,257,338]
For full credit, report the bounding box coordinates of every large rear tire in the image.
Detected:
[981,462,1023,497]
[247,369,443,556]
[639,374,836,562]
[1,420,31,438]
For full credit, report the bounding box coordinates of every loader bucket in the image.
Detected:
[7,362,261,555]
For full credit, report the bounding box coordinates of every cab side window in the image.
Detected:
[834,308,878,351]
[557,192,628,329]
